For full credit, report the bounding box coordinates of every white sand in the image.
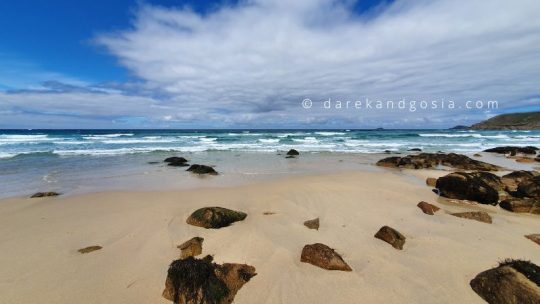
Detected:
[1,170,540,304]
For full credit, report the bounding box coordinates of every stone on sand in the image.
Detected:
[178,237,204,259]
[374,226,406,250]
[451,211,492,224]
[186,207,247,229]
[300,243,352,271]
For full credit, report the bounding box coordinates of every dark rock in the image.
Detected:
[451,211,492,224]
[300,243,352,271]
[500,198,540,214]
[408,148,422,152]
[374,226,406,250]
[286,149,300,156]
[31,192,60,198]
[501,171,538,194]
[417,201,440,215]
[186,207,247,229]
[518,176,540,198]
[376,153,500,171]
[178,237,204,259]
[484,146,539,155]
[426,177,437,187]
[525,234,540,246]
[148,161,161,165]
[303,218,320,230]
[165,156,190,167]
[436,172,504,205]
[470,259,540,304]
[78,245,102,254]
[162,255,256,304]
[187,164,218,175]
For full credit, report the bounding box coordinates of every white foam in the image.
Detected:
[314,132,346,136]
[258,139,280,143]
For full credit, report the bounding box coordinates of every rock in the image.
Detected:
[426,177,437,187]
[518,176,540,198]
[501,171,538,193]
[376,153,500,171]
[484,146,539,155]
[31,192,60,198]
[515,157,536,163]
[148,161,161,164]
[374,226,406,250]
[300,243,352,271]
[525,234,540,246]
[303,218,320,230]
[408,148,422,152]
[186,164,218,175]
[178,237,204,259]
[286,149,299,156]
[162,255,256,304]
[263,212,276,215]
[186,207,247,229]
[500,198,540,214]
[536,156,540,162]
[470,259,540,304]
[436,172,504,205]
[473,153,482,157]
[165,156,189,167]
[451,211,492,224]
[78,245,102,254]
[417,201,440,215]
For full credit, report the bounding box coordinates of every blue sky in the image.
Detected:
[0,0,539,129]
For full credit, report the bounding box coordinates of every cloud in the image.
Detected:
[3,0,540,128]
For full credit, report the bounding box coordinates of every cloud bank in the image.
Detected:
[2,0,540,128]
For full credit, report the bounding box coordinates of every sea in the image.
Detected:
[1,129,539,198]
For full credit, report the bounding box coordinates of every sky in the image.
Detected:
[0,0,539,129]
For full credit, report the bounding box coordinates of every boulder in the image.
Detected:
[451,211,492,224]
[484,146,538,155]
[187,164,218,175]
[374,226,406,250]
[436,172,504,205]
[376,153,500,171]
[162,255,256,304]
[31,192,60,198]
[178,237,204,259]
[470,259,540,304]
[518,176,540,198]
[300,243,352,271]
[417,201,440,215]
[78,245,102,254]
[501,171,538,193]
[303,218,320,230]
[286,149,300,156]
[525,234,540,246]
[500,198,540,215]
[426,177,437,187]
[408,148,422,152]
[165,156,189,167]
[186,207,247,229]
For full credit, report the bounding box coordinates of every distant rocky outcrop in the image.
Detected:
[470,111,540,130]
[484,146,538,155]
[376,153,500,171]
[470,259,540,304]
[162,255,256,304]
[186,207,247,229]
[300,243,352,271]
[374,226,406,250]
[187,164,218,175]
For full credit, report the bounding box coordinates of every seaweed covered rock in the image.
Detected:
[303,218,320,230]
[451,211,492,224]
[417,201,440,215]
[187,164,218,175]
[162,255,256,304]
[31,192,60,198]
[374,226,406,250]
[165,157,189,167]
[435,172,504,205]
[470,259,540,304]
[300,243,352,271]
[500,198,540,215]
[484,146,538,155]
[178,237,204,259]
[187,207,247,229]
[375,153,500,171]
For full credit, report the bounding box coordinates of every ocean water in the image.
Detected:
[0,129,538,198]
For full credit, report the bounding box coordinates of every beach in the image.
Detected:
[1,150,540,304]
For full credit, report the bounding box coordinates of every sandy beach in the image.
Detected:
[1,159,540,304]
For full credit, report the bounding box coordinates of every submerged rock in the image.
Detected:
[78,245,102,254]
[303,218,320,230]
[484,146,538,155]
[470,259,540,304]
[31,192,60,198]
[187,164,218,175]
[374,226,406,250]
[162,255,256,304]
[500,198,540,215]
[300,243,352,271]
[376,153,500,171]
[417,201,440,215]
[436,172,504,205]
[286,149,300,156]
[178,237,204,259]
[186,207,247,229]
[451,211,492,224]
